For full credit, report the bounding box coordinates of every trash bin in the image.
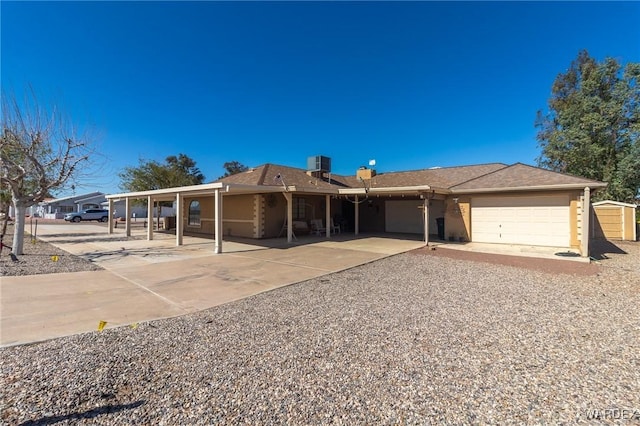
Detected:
[163,216,176,230]
[436,217,445,240]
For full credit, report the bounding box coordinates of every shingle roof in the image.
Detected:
[367,163,507,189]
[451,163,606,190]
[217,162,606,192]
[217,164,350,190]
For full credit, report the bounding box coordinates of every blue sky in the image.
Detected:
[2,1,639,196]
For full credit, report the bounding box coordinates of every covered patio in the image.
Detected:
[105,182,445,254]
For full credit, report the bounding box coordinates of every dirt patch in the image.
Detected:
[411,246,601,276]
[0,223,102,276]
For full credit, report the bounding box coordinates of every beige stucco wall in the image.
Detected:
[182,194,256,238]
[443,196,470,241]
[183,196,215,236]
[222,194,257,238]
[264,193,285,238]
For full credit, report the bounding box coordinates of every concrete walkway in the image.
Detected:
[432,241,589,262]
[1,224,424,346]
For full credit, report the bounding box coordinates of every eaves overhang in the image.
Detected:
[450,182,608,194]
[338,185,450,196]
[285,186,341,195]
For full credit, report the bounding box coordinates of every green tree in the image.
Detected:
[219,161,248,179]
[536,50,640,202]
[119,153,205,192]
[118,154,205,228]
[1,88,95,255]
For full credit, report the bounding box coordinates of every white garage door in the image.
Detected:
[471,195,570,247]
[385,200,424,234]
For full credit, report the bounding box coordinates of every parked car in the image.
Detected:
[64,209,109,223]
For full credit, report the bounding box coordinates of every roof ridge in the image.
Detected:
[373,162,507,177]
[514,162,606,184]
[449,164,510,189]
[257,164,270,185]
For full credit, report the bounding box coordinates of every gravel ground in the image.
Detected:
[1,238,639,424]
[1,223,103,276]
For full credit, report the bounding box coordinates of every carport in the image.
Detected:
[107,183,288,253]
[105,183,443,254]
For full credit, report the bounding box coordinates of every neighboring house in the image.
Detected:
[40,192,106,219]
[8,192,106,219]
[74,194,108,211]
[106,157,607,257]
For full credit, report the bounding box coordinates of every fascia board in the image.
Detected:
[338,188,367,195]
[371,185,433,193]
[106,182,224,199]
[287,186,340,194]
[451,183,608,194]
[338,185,437,195]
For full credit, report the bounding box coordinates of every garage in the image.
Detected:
[471,195,570,247]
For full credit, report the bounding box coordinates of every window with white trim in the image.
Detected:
[293,197,306,220]
[188,200,201,226]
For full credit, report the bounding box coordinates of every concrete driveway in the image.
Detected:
[1,224,424,346]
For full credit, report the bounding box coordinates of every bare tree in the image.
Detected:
[1,88,95,255]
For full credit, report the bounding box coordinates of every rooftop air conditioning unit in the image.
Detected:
[307,155,331,173]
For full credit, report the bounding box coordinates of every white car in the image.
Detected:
[64,209,109,223]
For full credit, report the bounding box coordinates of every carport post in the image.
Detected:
[125,197,131,237]
[354,195,359,235]
[176,193,183,246]
[581,187,591,257]
[283,192,293,243]
[423,197,429,245]
[107,198,114,234]
[325,194,331,238]
[214,188,223,254]
[147,196,154,241]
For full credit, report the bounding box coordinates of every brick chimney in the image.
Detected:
[356,166,376,180]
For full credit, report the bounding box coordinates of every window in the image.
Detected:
[293,197,306,220]
[188,200,201,226]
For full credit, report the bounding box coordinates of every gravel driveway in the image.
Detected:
[2,240,639,424]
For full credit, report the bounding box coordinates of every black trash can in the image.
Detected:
[436,217,445,240]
